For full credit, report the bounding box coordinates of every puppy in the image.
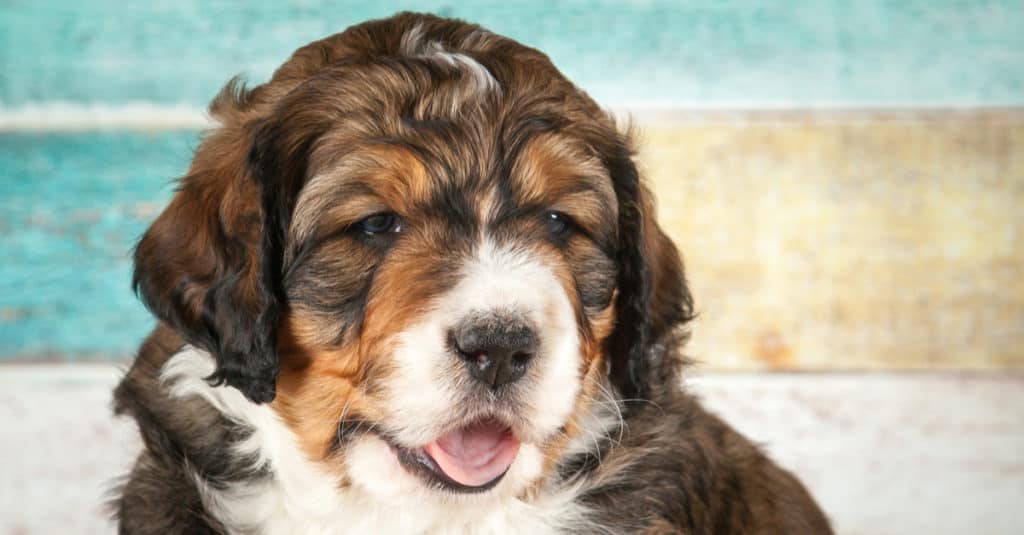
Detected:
[112,12,833,534]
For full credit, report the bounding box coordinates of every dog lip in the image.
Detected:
[385,417,520,493]
[423,419,520,487]
[389,443,512,493]
[400,445,510,493]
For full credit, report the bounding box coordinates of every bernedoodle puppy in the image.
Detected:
[111,12,833,534]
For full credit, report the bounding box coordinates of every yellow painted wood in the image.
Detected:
[636,111,1023,370]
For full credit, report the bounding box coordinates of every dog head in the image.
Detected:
[134,12,692,499]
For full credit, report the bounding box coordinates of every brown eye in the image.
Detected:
[356,212,403,236]
[544,211,574,238]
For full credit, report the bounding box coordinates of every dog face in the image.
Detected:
[134,13,691,500]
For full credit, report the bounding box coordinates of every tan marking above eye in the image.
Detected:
[291,144,434,247]
[546,194,612,237]
[511,133,610,201]
[506,133,616,240]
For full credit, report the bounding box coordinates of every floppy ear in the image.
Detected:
[133,123,283,404]
[604,139,694,402]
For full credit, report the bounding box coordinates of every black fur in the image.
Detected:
[111,327,267,533]
[116,12,830,534]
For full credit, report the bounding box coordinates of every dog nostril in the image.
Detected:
[450,316,538,389]
[511,351,532,367]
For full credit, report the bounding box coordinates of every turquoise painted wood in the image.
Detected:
[0,132,191,358]
[1,0,1022,108]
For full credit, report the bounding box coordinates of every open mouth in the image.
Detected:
[390,417,521,493]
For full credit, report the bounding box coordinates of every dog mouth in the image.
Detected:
[389,417,521,493]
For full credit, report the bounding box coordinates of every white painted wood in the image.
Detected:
[1,365,1020,534]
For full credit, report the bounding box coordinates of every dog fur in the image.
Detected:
[111,12,833,535]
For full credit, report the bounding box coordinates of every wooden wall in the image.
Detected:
[1,1,1021,369]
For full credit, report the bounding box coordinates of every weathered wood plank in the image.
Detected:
[640,111,1024,369]
[2,365,1021,534]
[0,131,189,358]
[2,1,1022,108]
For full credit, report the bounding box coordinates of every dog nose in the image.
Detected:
[450,315,538,389]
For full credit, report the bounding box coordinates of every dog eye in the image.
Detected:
[544,211,574,238]
[356,212,403,236]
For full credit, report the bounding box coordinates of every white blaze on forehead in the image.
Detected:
[475,186,501,227]
[465,241,583,437]
[383,237,582,447]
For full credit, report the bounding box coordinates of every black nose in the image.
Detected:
[450,315,538,389]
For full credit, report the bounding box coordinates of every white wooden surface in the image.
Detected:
[1,365,1021,534]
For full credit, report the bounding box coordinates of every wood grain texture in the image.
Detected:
[3,365,1021,534]
[1,0,1022,108]
[638,111,1024,369]
[0,131,184,358]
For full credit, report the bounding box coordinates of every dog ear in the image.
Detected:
[604,139,694,402]
[133,117,287,404]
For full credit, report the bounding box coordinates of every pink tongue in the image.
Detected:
[423,421,520,487]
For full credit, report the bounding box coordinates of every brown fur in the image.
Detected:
[114,12,832,534]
